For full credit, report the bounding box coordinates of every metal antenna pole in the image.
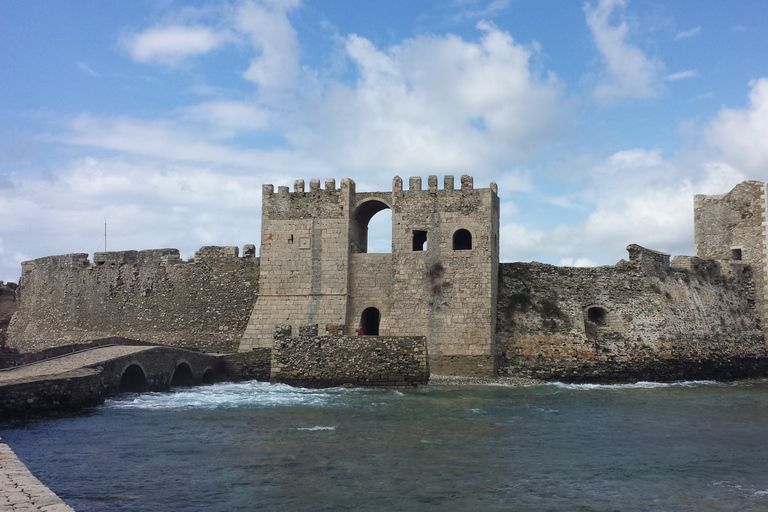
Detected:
[104,218,107,252]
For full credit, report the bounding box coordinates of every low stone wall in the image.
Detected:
[271,325,429,387]
[496,249,768,383]
[429,355,496,377]
[222,349,271,381]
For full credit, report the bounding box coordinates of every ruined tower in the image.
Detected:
[693,180,768,330]
[238,175,500,376]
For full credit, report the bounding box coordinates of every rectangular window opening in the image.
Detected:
[412,230,427,251]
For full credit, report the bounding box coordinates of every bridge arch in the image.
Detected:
[119,363,147,393]
[171,360,195,387]
[202,367,216,385]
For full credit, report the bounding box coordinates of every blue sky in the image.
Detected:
[2,0,768,282]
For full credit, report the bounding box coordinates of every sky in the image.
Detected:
[2,0,768,283]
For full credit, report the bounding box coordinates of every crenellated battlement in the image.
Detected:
[262,175,497,196]
[93,248,181,267]
[20,246,256,279]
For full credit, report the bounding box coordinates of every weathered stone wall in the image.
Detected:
[239,179,353,350]
[270,325,428,387]
[222,349,271,381]
[0,282,17,349]
[348,253,393,332]
[7,246,259,354]
[497,245,768,382]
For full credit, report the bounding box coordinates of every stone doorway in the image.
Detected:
[361,307,381,335]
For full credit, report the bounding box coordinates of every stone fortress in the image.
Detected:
[5,177,768,384]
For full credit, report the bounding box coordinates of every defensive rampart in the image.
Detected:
[7,246,259,354]
[497,245,768,382]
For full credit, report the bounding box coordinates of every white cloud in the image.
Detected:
[674,26,701,40]
[559,257,597,267]
[77,62,97,76]
[123,25,230,65]
[453,0,511,19]
[496,171,534,194]
[177,101,271,136]
[545,196,574,208]
[288,21,572,180]
[236,1,300,91]
[705,78,768,177]
[63,114,303,172]
[584,0,665,104]
[667,70,696,81]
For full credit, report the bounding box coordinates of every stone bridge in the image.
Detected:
[0,345,227,419]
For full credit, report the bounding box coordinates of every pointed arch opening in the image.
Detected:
[351,199,392,254]
[360,307,381,336]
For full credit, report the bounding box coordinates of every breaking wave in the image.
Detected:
[104,381,369,411]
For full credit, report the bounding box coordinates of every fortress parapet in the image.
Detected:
[627,244,670,274]
[93,248,181,267]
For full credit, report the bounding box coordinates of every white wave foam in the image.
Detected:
[297,426,336,431]
[552,380,724,391]
[105,381,354,411]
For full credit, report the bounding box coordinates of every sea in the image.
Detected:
[2,379,768,511]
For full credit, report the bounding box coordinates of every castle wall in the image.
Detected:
[7,246,259,354]
[497,245,768,382]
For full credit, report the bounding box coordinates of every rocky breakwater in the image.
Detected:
[271,324,429,387]
[496,245,768,382]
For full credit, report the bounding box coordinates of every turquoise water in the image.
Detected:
[3,380,768,511]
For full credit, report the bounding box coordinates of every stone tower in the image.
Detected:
[693,180,768,329]
[239,175,500,376]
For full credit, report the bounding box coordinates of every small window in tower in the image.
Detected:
[413,230,427,251]
[732,248,742,260]
[453,229,472,251]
